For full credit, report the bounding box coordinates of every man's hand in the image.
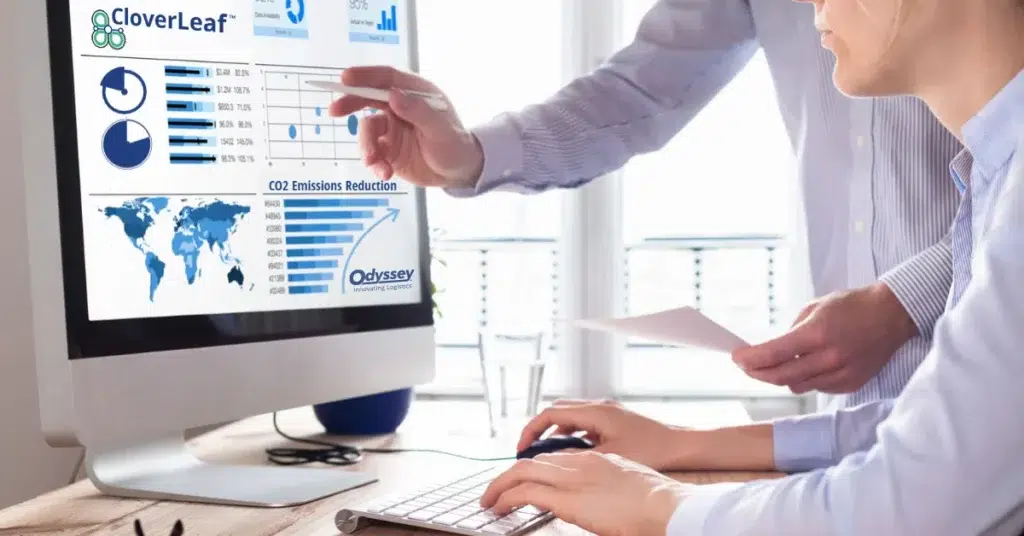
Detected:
[328,66,484,188]
[733,282,918,394]
[517,400,682,471]
[480,452,688,536]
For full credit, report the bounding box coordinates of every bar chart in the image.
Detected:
[165,64,218,165]
[163,63,259,167]
[376,5,397,32]
[263,68,372,164]
[348,1,401,45]
[265,197,394,295]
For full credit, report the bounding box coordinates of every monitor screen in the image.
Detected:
[45,0,433,358]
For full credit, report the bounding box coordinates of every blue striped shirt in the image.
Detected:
[668,66,1024,536]
[448,0,960,470]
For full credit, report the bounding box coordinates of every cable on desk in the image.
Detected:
[265,412,517,466]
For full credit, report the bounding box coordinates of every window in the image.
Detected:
[415,1,569,395]
[617,0,795,396]
[413,1,800,403]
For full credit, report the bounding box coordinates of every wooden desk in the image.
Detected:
[0,401,782,535]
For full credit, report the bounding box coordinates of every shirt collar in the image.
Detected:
[948,149,974,194]
[960,68,1024,181]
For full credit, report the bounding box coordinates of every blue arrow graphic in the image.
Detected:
[341,208,400,293]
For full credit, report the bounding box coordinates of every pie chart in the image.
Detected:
[103,119,152,169]
[100,66,147,115]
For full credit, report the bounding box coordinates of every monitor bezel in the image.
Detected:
[44,0,434,360]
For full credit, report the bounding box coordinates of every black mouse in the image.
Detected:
[516,435,595,459]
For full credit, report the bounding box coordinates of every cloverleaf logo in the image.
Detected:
[92,9,126,49]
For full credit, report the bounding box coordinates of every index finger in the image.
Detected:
[732,325,822,371]
[341,66,441,93]
[516,406,602,452]
[480,459,573,508]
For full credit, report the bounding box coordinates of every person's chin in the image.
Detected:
[832,68,886,98]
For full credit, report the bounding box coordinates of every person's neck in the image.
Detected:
[917,15,1024,141]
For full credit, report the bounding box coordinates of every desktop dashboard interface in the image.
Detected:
[68,0,422,321]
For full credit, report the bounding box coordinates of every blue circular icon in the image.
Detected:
[100,67,147,114]
[103,119,152,169]
[347,115,358,136]
[286,0,305,23]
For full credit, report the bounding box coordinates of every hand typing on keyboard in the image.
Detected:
[336,453,689,536]
[336,466,552,535]
[480,452,689,536]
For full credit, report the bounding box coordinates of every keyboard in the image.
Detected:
[335,465,554,535]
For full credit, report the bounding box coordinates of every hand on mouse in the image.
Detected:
[517,399,682,471]
[328,66,484,189]
[480,451,690,536]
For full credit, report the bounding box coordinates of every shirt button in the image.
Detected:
[502,169,514,178]
[856,136,866,147]
[854,220,866,233]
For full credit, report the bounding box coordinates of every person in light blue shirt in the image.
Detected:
[475,0,1024,533]
[332,0,958,477]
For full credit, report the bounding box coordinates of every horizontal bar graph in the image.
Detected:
[284,211,374,220]
[166,83,212,95]
[165,65,211,78]
[286,248,345,258]
[283,198,389,208]
[169,118,216,129]
[169,135,216,147]
[285,223,363,233]
[288,285,329,295]
[169,153,217,164]
[275,197,397,296]
[167,100,215,113]
[285,235,353,245]
[288,273,334,283]
[287,260,339,270]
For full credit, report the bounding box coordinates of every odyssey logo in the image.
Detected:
[92,8,233,49]
[349,268,416,286]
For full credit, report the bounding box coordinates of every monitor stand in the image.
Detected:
[85,433,376,507]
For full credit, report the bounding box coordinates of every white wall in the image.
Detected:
[0,7,83,508]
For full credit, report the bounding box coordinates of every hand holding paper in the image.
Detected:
[572,306,749,354]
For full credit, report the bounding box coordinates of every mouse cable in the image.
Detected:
[265,411,517,466]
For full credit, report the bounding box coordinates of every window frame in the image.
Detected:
[418,1,800,407]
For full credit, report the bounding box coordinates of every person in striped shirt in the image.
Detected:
[332,0,959,479]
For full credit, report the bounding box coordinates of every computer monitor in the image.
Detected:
[11,0,434,507]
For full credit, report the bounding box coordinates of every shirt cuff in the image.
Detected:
[878,237,953,338]
[443,116,525,198]
[771,412,836,473]
[666,483,745,535]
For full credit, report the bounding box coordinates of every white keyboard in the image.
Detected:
[335,466,554,535]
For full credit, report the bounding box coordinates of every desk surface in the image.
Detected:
[0,401,782,535]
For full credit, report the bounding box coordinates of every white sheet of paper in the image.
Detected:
[572,306,750,354]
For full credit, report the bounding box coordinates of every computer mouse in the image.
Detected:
[516,435,595,459]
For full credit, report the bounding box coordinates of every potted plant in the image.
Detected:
[313,231,445,436]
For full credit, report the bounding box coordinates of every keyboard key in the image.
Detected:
[456,516,492,530]
[408,509,441,522]
[430,513,467,526]
[383,506,417,517]
[481,523,515,534]
[518,505,544,515]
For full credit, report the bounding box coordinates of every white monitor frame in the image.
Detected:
[9,0,435,506]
